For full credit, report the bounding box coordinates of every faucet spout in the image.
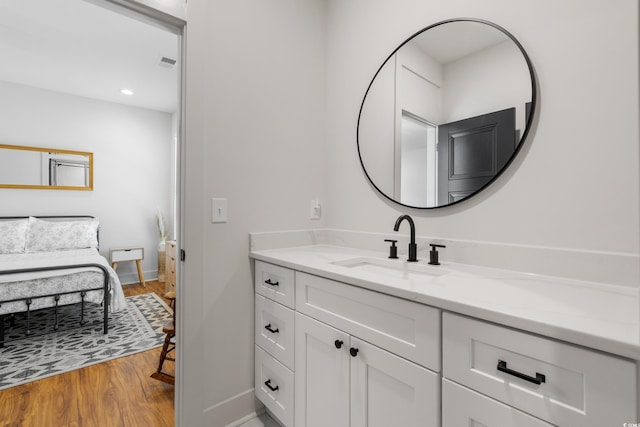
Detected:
[393,215,418,262]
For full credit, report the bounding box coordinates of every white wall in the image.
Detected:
[180,0,639,425]
[325,0,639,282]
[0,81,174,282]
[358,59,396,196]
[396,43,444,124]
[442,40,531,133]
[182,0,326,425]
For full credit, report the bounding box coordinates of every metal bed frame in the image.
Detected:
[0,216,110,347]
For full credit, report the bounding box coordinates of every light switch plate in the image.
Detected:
[212,198,228,223]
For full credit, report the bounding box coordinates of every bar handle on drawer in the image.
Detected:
[264,278,279,287]
[264,324,279,334]
[264,379,279,392]
[497,360,546,385]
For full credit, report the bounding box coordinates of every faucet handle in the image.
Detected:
[384,239,398,259]
[428,243,446,265]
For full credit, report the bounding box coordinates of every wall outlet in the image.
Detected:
[212,198,228,223]
[310,199,321,220]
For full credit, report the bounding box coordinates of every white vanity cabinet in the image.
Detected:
[253,256,638,427]
[295,272,440,427]
[254,261,296,427]
[293,271,441,427]
[253,261,441,427]
[443,312,637,427]
[295,311,440,427]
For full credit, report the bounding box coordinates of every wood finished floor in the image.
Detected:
[0,280,175,427]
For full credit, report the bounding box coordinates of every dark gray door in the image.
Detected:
[437,108,516,205]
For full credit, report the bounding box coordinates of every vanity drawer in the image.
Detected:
[255,345,294,427]
[295,272,440,371]
[442,379,554,427]
[255,261,295,309]
[443,313,637,427]
[255,294,295,370]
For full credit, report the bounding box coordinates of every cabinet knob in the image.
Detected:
[349,347,359,357]
[334,339,343,349]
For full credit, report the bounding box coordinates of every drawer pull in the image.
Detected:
[264,379,279,392]
[264,278,279,287]
[334,339,343,349]
[264,324,279,334]
[350,347,359,357]
[497,360,546,385]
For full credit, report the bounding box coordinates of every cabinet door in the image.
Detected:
[442,379,554,427]
[350,337,440,427]
[295,313,350,427]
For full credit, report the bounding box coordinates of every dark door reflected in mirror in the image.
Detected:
[357,19,536,209]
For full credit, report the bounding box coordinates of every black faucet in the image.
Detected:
[393,215,418,262]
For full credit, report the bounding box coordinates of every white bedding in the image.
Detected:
[0,248,126,314]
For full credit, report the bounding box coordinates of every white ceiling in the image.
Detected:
[413,21,508,65]
[0,0,179,113]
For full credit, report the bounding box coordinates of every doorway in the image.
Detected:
[0,0,184,423]
[399,112,438,207]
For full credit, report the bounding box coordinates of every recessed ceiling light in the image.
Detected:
[121,89,134,96]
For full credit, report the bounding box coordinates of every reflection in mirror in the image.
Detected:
[0,144,93,190]
[358,19,536,209]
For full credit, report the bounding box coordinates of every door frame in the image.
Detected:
[97,1,187,425]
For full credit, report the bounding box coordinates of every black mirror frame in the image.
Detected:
[356,18,537,209]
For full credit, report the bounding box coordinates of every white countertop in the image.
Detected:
[251,244,640,360]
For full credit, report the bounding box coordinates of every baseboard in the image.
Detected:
[203,387,261,427]
[116,269,158,285]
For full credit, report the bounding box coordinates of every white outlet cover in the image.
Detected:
[310,199,321,220]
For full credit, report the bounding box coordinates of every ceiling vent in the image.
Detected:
[159,56,177,69]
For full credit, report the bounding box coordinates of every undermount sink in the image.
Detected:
[331,257,448,283]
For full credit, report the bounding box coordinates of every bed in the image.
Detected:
[0,216,126,346]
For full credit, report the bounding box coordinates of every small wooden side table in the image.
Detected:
[110,247,146,287]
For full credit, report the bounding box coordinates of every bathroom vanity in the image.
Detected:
[251,239,639,427]
[249,12,640,427]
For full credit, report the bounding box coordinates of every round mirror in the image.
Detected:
[357,19,536,209]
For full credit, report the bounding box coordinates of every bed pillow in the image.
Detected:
[25,217,99,253]
[0,219,29,254]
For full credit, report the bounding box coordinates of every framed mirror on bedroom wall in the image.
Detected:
[357,18,536,209]
[0,144,93,190]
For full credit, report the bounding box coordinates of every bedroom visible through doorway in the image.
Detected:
[0,0,183,424]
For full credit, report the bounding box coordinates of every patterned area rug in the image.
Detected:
[0,293,172,390]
